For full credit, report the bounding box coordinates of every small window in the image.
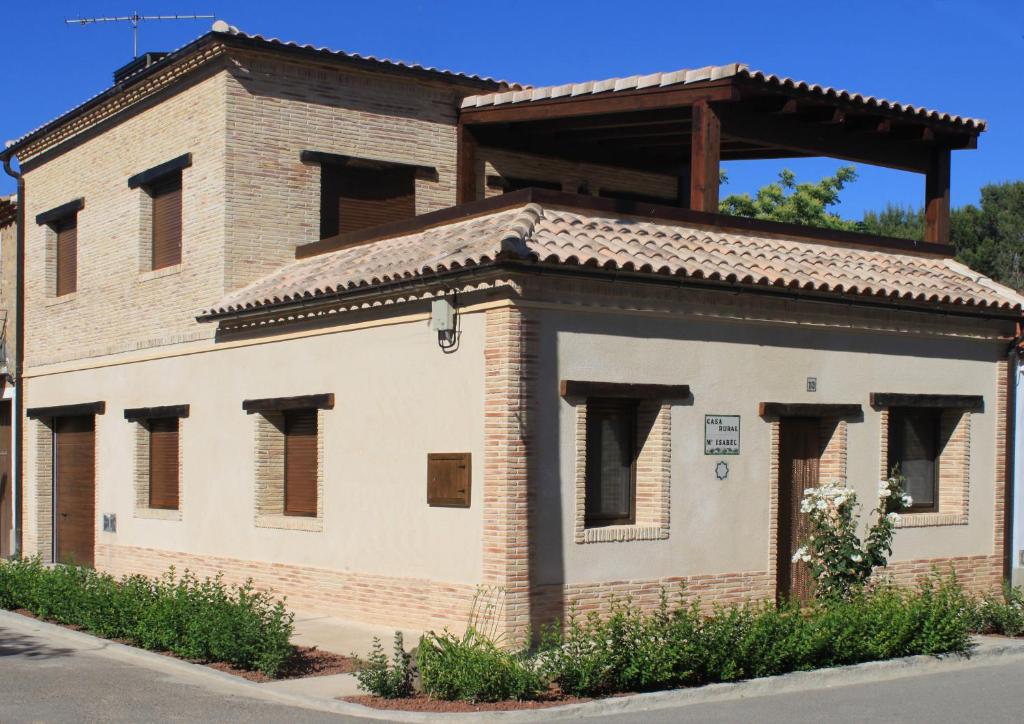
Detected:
[320,165,415,239]
[888,408,940,512]
[283,408,318,516]
[585,399,637,526]
[148,417,180,510]
[149,172,182,270]
[55,215,78,297]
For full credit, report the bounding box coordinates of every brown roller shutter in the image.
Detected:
[55,415,95,567]
[319,165,415,238]
[150,173,183,270]
[284,409,317,516]
[427,453,471,507]
[148,417,179,510]
[55,216,78,296]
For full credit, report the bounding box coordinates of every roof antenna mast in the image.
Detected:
[65,11,215,58]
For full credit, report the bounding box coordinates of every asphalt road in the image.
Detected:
[4,615,1024,723]
[0,621,356,723]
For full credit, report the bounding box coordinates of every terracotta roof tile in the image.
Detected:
[461,63,986,131]
[201,203,1022,320]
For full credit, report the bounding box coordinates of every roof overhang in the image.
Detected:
[459,65,983,175]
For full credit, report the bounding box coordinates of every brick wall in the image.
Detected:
[481,305,534,641]
[96,542,476,631]
[22,70,229,368]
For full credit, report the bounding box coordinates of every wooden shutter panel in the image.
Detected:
[284,409,318,516]
[148,417,179,510]
[320,165,415,238]
[55,216,78,296]
[427,453,471,507]
[151,174,183,270]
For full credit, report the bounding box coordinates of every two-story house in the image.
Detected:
[2,21,1021,639]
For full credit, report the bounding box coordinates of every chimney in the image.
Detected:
[113,52,170,85]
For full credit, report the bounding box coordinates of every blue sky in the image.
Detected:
[2,1,1021,216]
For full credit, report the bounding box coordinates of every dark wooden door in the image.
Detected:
[0,401,10,558]
[777,417,820,603]
[54,416,95,567]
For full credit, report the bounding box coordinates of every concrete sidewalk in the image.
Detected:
[291,609,422,658]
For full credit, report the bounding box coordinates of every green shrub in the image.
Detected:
[970,584,1024,637]
[356,632,414,699]
[540,576,972,698]
[417,627,544,703]
[0,557,294,677]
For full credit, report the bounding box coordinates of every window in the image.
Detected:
[585,399,637,526]
[147,417,180,510]
[55,215,78,296]
[149,172,182,270]
[320,164,415,239]
[283,408,318,517]
[887,408,940,512]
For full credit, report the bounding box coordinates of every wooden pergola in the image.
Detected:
[456,67,984,244]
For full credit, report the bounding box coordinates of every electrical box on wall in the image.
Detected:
[102,513,117,533]
[431,299,455,332]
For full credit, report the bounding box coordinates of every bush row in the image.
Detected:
[358,575,977,702]
[0,557,294,677]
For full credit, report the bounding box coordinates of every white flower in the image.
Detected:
[878,481,890,497]
[851,553,863,563]
[901,494,913,507]
[791,546,811,563]
[887,512,901,524]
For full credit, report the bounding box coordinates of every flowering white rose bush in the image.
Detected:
[792,470,910,600]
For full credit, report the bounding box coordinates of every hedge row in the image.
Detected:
[0,557,294,677]
[359,575,976,702]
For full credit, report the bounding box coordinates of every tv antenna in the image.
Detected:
[65,12,216,58]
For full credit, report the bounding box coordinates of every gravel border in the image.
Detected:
[5,608,1024,722]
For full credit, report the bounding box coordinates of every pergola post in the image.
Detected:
[924,148,951,245]
[689,101,720,213]
[457,121,478,205]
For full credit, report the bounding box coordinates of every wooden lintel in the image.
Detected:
[689,100,721,213]
[869,393,982,410]
[242,394,335,414]
[758,402,863,418]
[924,148,951,244]
[26,401,106,419]
[560,380,691,400]
[123,404,191,421]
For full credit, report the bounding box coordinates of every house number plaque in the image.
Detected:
[705,415,740,455]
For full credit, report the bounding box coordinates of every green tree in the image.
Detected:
[719,166,859,231]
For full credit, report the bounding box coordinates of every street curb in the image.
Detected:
[4,609,1024,722]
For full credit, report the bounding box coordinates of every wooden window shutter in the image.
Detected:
[427,453,471,507]
[55,216,78,296]
[319,165,415,239]
[148,417,179,510]
[150,173,183,270]
[284,409,318,516]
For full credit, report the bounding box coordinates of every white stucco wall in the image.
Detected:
[531,307,1004,587]
[23,310,486,584]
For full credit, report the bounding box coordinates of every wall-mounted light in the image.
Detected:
[431,294,459,352]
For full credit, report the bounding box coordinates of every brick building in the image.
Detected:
[0,194,14,556]
[2,22,1020,637]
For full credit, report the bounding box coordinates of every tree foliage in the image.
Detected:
[719,166,859,231]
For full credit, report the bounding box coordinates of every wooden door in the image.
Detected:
[54,416,95,567]
[0,401,10,558]
[777,417,820,603]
